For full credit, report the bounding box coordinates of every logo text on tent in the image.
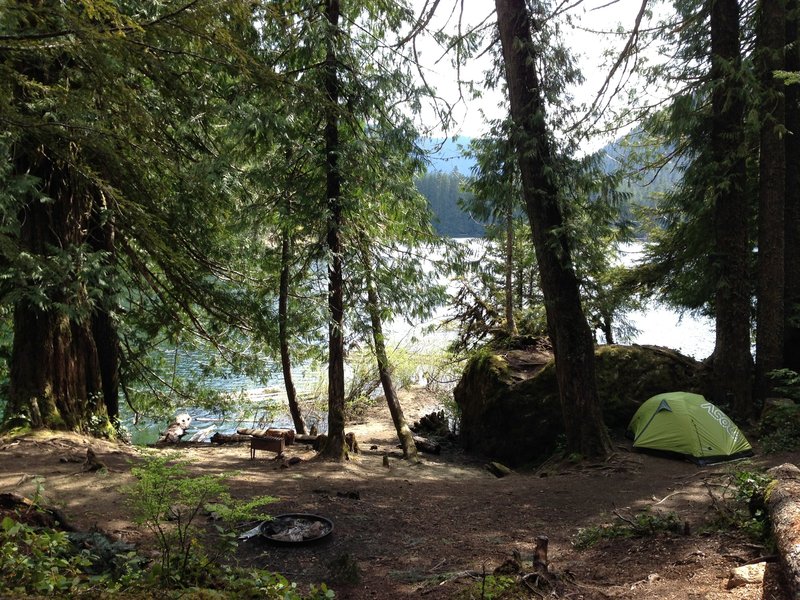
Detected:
[700,402,740,442]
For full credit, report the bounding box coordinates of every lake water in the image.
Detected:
[617,243,714,360]
[124,238,715,444]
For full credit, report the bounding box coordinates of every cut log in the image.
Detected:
[412,434,441,455]
[346,432,359,454]
[210,432,252,444]
[766,463,800,597]
[237,428,295,444]
[485,461,512,478]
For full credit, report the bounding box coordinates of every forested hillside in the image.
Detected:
[418,136,680,238]
[415,170,484,237]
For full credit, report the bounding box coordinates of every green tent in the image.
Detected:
[628,392,753,464]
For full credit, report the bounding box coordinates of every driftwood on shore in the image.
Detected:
[157,413,193,444]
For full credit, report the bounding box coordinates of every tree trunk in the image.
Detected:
[279,229,307,434]
[359,246,419,461]
[755,0,787,399]
[320,0,347,460]
[710,0,753,418]
[88,192,120,427]
[784,0,800,373]
[6,150,108,432]
[505,169,517,335]
[600,312,614,345]
[494,0,611,458]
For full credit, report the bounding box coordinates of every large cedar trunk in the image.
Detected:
[784,0,800,373]
[710,0,753,418]
[494,0,611,457]
[6,149,110,432]
[320,0,348,460]
[755,0,787,399]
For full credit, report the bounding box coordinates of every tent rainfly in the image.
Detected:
[628,392,753,464]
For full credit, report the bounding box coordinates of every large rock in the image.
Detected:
[454,341,706,466]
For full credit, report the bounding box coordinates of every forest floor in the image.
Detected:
[0,388,796,599]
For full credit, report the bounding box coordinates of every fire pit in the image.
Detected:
[259,514,333,545]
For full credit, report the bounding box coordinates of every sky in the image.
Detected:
[409,0,659,147]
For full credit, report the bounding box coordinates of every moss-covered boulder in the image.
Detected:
[454,342,707,466]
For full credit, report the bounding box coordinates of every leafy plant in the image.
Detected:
[126,452,275,587]
[573,509,682,550]
[759,391,800,452]
[768,369,800,402]
[704,467,774,542]
[0,517,106,595]
[454,573,516,600]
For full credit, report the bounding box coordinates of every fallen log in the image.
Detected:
[766,463,800,597]
[210,432,251,444]
[237,428,295,444]
[412,434,440,455]
[294,433,320,445]
[0,492,74,530]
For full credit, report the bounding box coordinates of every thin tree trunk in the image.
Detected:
[279,230,307,434]
[359,246,419,461]
[710,0,753,417]
[784,0,800,373]
[505,168,517,335]
[601,312,614,345]
[89,192,120,427]
[494,0,611,458]
[755,0,787,399]
[320,0,347,460]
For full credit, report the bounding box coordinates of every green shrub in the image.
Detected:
[760,400,800,452]
[0,516,106,595]
[703,467,774,542]
[573,509,682,550]
[126,452,275,587]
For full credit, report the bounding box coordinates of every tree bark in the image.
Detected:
[320,0,348,460]
[88,191,120,426]
[359,246,419,461]
[279,229,307,434]
[766,464,800,596]
[710,0,753,417]
[494,0,611,457]
[505,168,517,335]
[6,150,108,432]
[755,0,787,399]
[784,0,800,373]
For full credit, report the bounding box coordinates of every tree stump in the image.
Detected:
[534,535,549,572]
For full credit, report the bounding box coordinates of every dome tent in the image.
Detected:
[628,392,753,464]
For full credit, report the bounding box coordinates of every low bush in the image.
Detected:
[573,509,683,550]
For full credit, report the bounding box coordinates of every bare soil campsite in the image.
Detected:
[0,389,795,599]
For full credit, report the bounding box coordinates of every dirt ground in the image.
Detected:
[0,389,796,599]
